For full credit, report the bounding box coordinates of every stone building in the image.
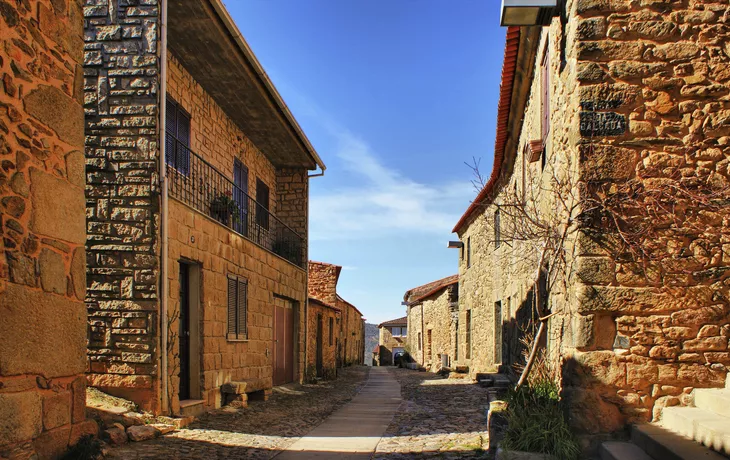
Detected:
[404,275,459,372]
[0,0,97,457]
[84,0,326,416]
[452,0,730,446]
[307,261,365,380]
[377,317,408,366]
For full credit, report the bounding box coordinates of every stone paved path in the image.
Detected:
[106,366,369,459]
[373,368,490,459]
[275,367,401,459]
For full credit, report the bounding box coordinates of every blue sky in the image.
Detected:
[230,1,506,324]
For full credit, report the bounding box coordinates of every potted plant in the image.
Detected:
[210,190,241,226]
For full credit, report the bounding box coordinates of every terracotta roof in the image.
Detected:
[378,316,407,328]
[336,294,364,318]
[403,274,458,304]
[309,297,340,312]
[453,26,521,234]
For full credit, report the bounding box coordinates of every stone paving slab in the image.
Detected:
[275,367,401,459]
[105,367,370,459]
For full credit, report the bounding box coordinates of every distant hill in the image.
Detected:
[364,323,379,366]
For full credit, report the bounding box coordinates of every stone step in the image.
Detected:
[179,399,205,418]
[599,442,653,460]
[661,407,730,455]
[632,423,726,460]
[694,388,730,418]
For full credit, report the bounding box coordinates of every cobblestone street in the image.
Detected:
[374,369,490,459]
[103,367,490,459]
[107,367,369,459]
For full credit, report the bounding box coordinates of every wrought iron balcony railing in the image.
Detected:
[165,133,305,268]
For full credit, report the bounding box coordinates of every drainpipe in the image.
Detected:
[159,0,170,415]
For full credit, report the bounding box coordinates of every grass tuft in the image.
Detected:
[500,378,580,460]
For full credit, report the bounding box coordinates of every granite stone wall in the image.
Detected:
[83,0,162,412]
[0,0,95,457]
[305,302,338,381]
[564,0,730,435]
[456,0,730,439]
[407,286,458,372]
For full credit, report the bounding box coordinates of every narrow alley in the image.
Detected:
[104,367,489,459]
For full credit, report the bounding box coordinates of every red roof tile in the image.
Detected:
[403,274,458,304]
[377,316,407,328]
[453,26,521,234]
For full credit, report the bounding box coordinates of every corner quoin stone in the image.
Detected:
[0,283,86,378]
[23,85,84,146]
[30,168,85,245]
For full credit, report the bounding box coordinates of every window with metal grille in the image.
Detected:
[255,178,270,230]
[227,275,248,340]
[165,96,191,175]
[329,317,334,346]
[494,208,501,249]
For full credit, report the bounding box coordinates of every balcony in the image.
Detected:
[165,134,305,268]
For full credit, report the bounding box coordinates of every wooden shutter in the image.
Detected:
[227,276,237,338]
[237,279,248,339]
[176,109,190,174]
[494,209,501,248]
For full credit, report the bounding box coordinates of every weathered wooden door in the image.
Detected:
[316,314,323,378]
[273,298,295,386]
[178,263,190,400]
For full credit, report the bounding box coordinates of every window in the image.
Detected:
[418,332,422,351]
[402,326,407,336]
[329,317,334,346]
[541,42,550,171]
[165,96,191,174]
[426,329,432,359]
[465,310,472,360]
[227,275,248,340]
[255,178,270,230]
[467,236,471,268]
[454,319,459,361]
[495,301,503,364]
[494,209,501,249]
[391,326,406,337]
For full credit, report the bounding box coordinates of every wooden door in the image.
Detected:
[316,314,323,378]
[178,263,190,400]
[233,159,248,236]
[273,298,295,386]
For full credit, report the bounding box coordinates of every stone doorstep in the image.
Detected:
[179,399,205,418]
[631,423,727,460]
[221,381,247,395]
[600,441,653,460]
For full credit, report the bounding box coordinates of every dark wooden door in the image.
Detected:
[316,314,323,378]
[178,263,190,400]
[273,299,295,386]
[233,159,248,236]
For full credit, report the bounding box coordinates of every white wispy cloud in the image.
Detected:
[310,129,474,241]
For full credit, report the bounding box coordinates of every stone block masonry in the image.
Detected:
[83,0,162,412]
[1,0,96,457]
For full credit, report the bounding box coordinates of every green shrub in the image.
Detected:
[501,379,580,460]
